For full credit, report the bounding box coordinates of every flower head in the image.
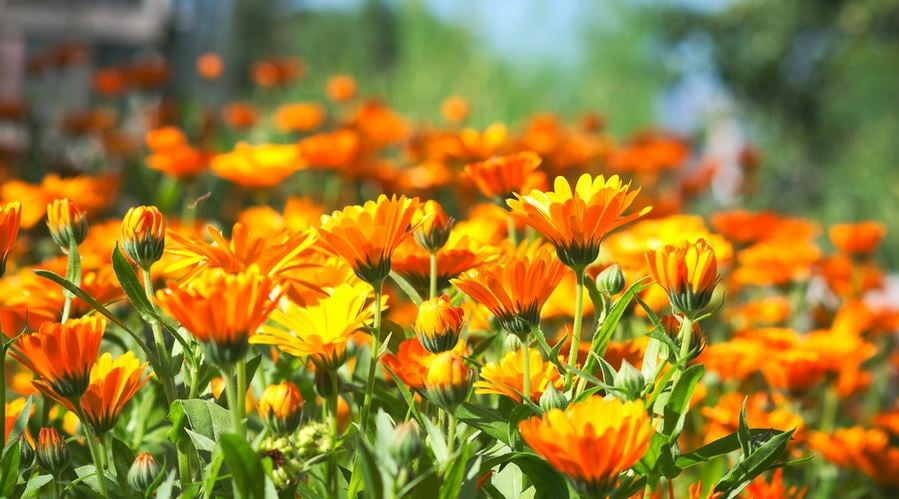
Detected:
[258,382,304,434]
[518,396,653,495]
[47,198,88,250]
[157,266,278,366]
[78,352,150,434]
[0,201,21,277]
[36,427,69,474]
[452,242,566,336]
[211,142,304,188]
[425,352,471,408]
[317,195,420,285]
[475,348,562,403]
[465,151,544,201]
[646,238,718,315]
[508,173,650,268]
[251,283,383,371]
[414,200,454,253]
[414,296,465,353]
[128,452,163,491]
[121,205,166,270]
[829,221,886,256]
[13,316,106,401]
[326,75,357,102]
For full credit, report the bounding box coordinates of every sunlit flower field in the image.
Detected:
[0,48,896,499]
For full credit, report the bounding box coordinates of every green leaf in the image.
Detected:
[110,437,136,486]
[660,364,704,438]
[221,434,268,499]
[737,397,752,457]
[169,399,233,462]
[456,403,510,446]
[421,416,448,465]
[511,453,569,499]
[0,440,21,496]
[714,429,795,498]
[21,474,54,498]
[384,366,424,424]
[583,280,648,374]
[4,396,32,453]
[439,443,472,499]
[354,433,384,499]
[676,429,787,469]
[155,470,178,499]
[111,244,156,321]
[389,271,423,305]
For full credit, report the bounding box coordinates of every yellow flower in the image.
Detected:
[258,382,304,433]
[475,348,562,403]
[121,205,166,270]
[78,352,150,434]
[507,173,650,268]
[211,142,305,188]
[46,198,88,250]
[518,396,653,495]
[157,266,278,366]
[645,238,718,315]
[464,151,544,201]
[251,283,384,370]
[317,194,420,285]
[425,352,471,408]
[0,201,20,278]
[414,295,465,353]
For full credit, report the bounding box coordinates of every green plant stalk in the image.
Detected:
[0,342,6,451]
[429,251,438,300]
[506,214,518,246]
[670,315,694,389]
[236,360,248,437]
[820,383,839,433]
[51,473,61,499]
[522,333,531,405]
[360,282,384,433]
[61,240,81,322]
[141,269,176,404]
[447,413,457,457]
[76,407,109,498]
[564,268,586,388]
[328,369,340,498]
[222,364,244,437]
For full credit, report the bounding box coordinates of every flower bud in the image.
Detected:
[314,369,343,398]
[36,428,69,475]
[596,264,625,295]
[127,451,162,491]
[19,436,34,467]
[414,200,454,253]
[503,334,523,352]
[538,383,568,412]
[646,239,718,317]
[258,382,304,434]
[121,205,166,270]
[389,420,423,462]
[425,352,471,409]
[414,296,464,353]
[613,360,645,401]
[47,199,88,251]
[0,201,21,279]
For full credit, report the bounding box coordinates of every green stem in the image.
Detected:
[328,370,340,498]
[521,336,531,404]
[51,474,61,499]
[447,413,457,457]
[360,283,384,433]
[141,269,176,404]
[506,214,518,246]
[222,365,244,437]
[429,251,438,300]
[236,360,247,437]
[61,240,81,322]
[670,316,694,389]
[564,268,586,388]
[820,383,839,433]
[0,343,6,451]
[76,407,109,498]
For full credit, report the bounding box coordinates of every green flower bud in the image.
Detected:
[389,420,423,462]
[538,384,568,412]
[36,428,69,475]
[128,452,162,492]
[19,437,34,468]
[597,264,625,295]
[613,361,645,401]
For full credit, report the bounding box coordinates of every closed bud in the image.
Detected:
[389,420,423,462]
[19,436,34,467]
[36,428,69,474]
[414,296,464,353]
[425,352,471,409]
[414,200,454,253]
[613,361,645,400]
[596,264,625,295]
[538,384,568,412]
[258,382,304,434]
[47,199,88,251]
[646,239,718,317]
[121,205,166,270]
[0,201,21,279]
[503,334,523,352]
[127,452,162,492]
[314,369,343,398]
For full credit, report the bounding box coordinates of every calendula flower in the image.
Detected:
[829,221,886,256]
[121,205,166,270]
[326,74,357,102]
[475,348,562,403]
[508,173,650,268]
[211,142,305,188]
[414,200,454,253]
[518,397,653,496]
[12,316,106,401]
[465,151,544,201]
[78,352,150,434]
[258,382,304,434]
[4,398,31,442]
[441,95,469,125]
[273,103,326,133]
[381,339,433,390]
[36,427,69,474]
[414,295,464,353]
[157,266,278,366]
[646,239,718,316]
[809,427,899,487]
[251,283,383,370]
[2,173,116,229]
[196,52,224,80]
[317,195,421,285]
[128,452,163,491]
[392,235,496,296]
[299,129,360,169]
[237,197,325,237]
[425,352,471,408]
[0,201,21,277]
[47,198,88,250]
[222,102,260,130]
[452,242,566,337]
[743,469,807,499]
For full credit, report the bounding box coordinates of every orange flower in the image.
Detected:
[0,201,21,277]
[121,205,166,270]
[809,427,899,486]
[425,352,471,407]
[392,235,496,296]
[829,221,886,256]
[326,75,357,102]
[518,396,653,495]
[452,242,566,336]
[414,296,464,353]
[92,68,127,96]
[732,239,820,287]
[78,352,150,434]
[508,173,650,268]
[646,239,718,315]
[4,398,31,442]
[2,174,117,229]
[743,469,806,499]
[236,197,325,237]
[46,198,88,250]
[298,129,360,170]
[464,151,544,201]
[441,95,469,125]
[211,142,304,188]
[381,339,432,390]
[258,382,304,433]
[317,195,420,285]
[474,348,562,403]
[273,103,325,133]
[196,52,224,80]
[157,266,278,366]
[145,128,209,179]
[12,316,106,401]
[222,102,260,130]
